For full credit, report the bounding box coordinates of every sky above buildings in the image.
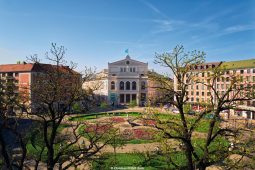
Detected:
[0,0,254,74]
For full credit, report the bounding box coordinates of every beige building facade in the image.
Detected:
[174,59,255,119]
[84,55,148,106]
[108,55,148,106]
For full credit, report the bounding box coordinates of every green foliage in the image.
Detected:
[129,100,137,108]
[72,102,81,113]
[100,102,108,109]
[69,112,141,121]
[92,153,187,169]
[183,104,191,114]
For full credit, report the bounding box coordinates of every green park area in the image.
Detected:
[65,111,225,169]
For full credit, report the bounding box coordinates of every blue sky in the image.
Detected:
[0,0,254,73]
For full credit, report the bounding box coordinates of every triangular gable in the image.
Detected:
[109,55,147,66]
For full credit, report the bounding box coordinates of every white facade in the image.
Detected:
[83,55,148,106]
[108,55,148,106]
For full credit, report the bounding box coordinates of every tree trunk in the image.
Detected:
[47,147,55,170]
[185,149,194,170]
[0,130,13,170]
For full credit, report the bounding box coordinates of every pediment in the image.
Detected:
[109,55,147,66]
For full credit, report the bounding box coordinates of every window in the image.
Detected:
[196,92,199,95]
[111,81,115,90]
[15,73,19,77]
[226,77,229,82]
[132,81,136,90]
[124,68,126,72]
[129,68,132,72]
[126,81,130,90]
[191,91,194,95]
[126,94,130,103]
[196,85,199,90]
[191,97,194,102]
[133,67,135,72]
[196,98,199,102]
[132,94,136,101]
[120,68,123,72]
[141,81,146,90]
[240,70,244,74]
[202,92,204,96]
[126,61,130,65]
[221,84,224,89]
[112,74,116,76]
[120,81,124,90]
[202,73,204,77]
[120,94,124,103]
[253,76,255,82]
[247,69,250,73]
[207,92,211,96]
[253,69,255,73]
[246,76,250,81]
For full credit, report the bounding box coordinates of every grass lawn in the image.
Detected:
[92,152,187,170]
[69,112,141,121]
[92,137,229,169]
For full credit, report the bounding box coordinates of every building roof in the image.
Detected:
[0,63,34,72]
[0,63,80,75]
[109,55,147,65]
[221,59,255,70]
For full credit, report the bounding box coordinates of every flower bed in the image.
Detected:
[110,117,126,123]
[121,128,155,140]
[142,119,156,126]
[84,124,112,134]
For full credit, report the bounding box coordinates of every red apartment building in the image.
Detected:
[0,62,81,113]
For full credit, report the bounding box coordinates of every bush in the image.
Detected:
[129,100,137,108]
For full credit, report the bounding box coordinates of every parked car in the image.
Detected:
[172,109,180,114]
[187,110,196,115]
[204,113,223,121]
[163,104,171,110]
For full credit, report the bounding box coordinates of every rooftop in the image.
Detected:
[0,63,80,75]
[221,59,255,70]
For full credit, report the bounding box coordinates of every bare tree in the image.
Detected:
[151,45,253,170]
[25,43,117,170]
[0,73,29,170]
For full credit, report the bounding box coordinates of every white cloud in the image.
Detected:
[224,24,255,33]
[139,0,168,19]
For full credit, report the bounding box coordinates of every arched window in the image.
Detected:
[141,81,146,90]
[126,81,130,90]
[111,81,115,90]
[120,81,124,90]
[132,81,136,90]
